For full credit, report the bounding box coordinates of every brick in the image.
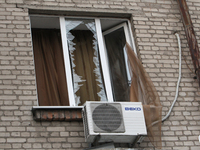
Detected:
[110,5,125,9]
[60,132,69,137]
[21,132,30,137]
[188,126,200,130]
[7,138,26,143]
[67,137,85,143]
[66,127,84,132]
[7,127,25,132]
[76,4,92,8]
[6,0,23,3]
[1,116,20,121]
[48,138,66,142]
[184,141,194,146]
[63,110,70,120]
[47,127,65,132]
[42,143,51,148]
[0,144,11,148]
[70,132,79,136]
[50,132,59,137]
[72,143,81,148]
[0,138,6,143]
[62,143,71,148]
[58,3,75,6]
[25,126,43,131]
[93,4,109,8]
[52,143,61,148]
[11,132,20,137]
[1,106,18,110]
[27,138,47,143]
[134,25,150,29]
[0,95,16,99]
[141,0,156,2]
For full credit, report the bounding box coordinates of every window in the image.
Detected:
[30,16,136,107]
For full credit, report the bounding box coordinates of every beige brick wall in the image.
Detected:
[0,0,200,149]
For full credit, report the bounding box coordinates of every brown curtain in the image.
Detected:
[71,30,103,105]
[32,29,69,106]
[126,43,162,149]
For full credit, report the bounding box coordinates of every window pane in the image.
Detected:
[104,27,130,102]
[65,19,107,106]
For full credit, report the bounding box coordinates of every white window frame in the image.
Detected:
[60,17,76,106]
[31,15,136,107]
[95,19,114,103]
[103,22,133,85]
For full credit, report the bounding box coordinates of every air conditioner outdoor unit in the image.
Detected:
[82,101,147,144]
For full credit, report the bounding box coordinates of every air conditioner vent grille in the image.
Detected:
[91,103,125,133]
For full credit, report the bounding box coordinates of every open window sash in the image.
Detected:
[103,23,133,102]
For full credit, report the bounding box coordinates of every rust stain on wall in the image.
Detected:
[177,0,200,87]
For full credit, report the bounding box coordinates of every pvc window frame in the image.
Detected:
[31,16,136,107]
[103,22,133,85]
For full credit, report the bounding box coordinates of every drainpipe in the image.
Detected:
[177,0,200,87]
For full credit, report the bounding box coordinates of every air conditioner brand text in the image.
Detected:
[125,107,141,111]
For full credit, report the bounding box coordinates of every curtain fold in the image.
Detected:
[126,43,162,149]
[32,29,69,106]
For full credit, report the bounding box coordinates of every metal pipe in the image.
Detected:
[177,0,200,87]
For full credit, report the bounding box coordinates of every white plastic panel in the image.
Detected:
[121,103,147,135]
[83,102,147,143]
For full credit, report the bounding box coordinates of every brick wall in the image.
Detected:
[0,0,200,149]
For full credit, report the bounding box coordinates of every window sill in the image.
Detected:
[32,106,83,121]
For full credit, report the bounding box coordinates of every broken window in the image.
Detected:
[30,16,162,148]
[65,19,106,106]
[30,16,136,106]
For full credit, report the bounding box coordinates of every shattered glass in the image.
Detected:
[65,19,107,105]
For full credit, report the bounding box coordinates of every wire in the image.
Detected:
[137,33,182,145]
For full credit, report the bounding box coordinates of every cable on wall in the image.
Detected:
[137,33,182,145]
[162,32,182,122]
